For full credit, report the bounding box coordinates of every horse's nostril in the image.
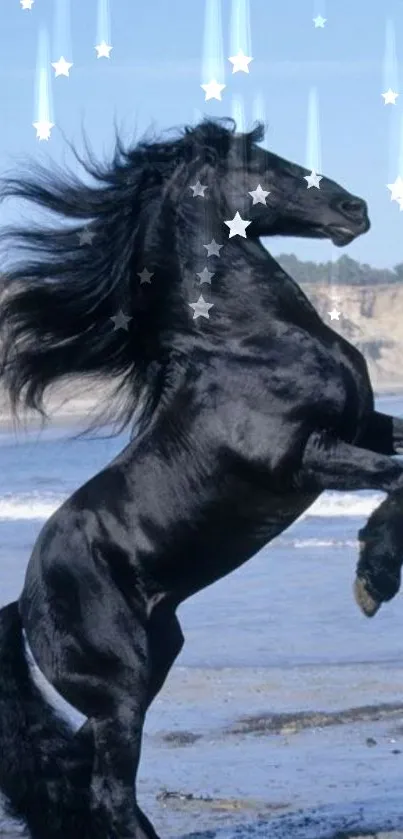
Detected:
[340,199,366,218]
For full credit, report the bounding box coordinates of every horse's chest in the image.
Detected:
[289,333,370,433]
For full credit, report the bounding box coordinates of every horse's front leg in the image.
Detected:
[357,410,403,456]
[296,429,403,617]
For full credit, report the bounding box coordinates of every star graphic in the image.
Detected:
[328,308,341,321]
[249,184,270,205]
[203,238,223,257]
[20,0,34,8]
[313,15,326,27]
[387,176,403,202]
[95,41,112,58]
[224,211,252,239]
[33,120,54,141]
[188,294,214,320]
[382,88,399,105]
[77,228,95,246]
[51,56,73,77]
[398,198,403,211]
[201,79,226,101]
[190,180,208,197]
[196,268,215,285]
[304,170,323,189]
[110,310,132,331]
[138,268,154,285]
[228,49,253,74]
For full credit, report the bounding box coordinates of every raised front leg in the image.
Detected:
[296,429,403,617]
[390,413,403,453]
[357,410,403,456]
[297,430,403,493]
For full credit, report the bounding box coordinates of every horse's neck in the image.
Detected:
[167,206,321,335]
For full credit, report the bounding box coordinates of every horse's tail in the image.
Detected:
[0,601,92,839]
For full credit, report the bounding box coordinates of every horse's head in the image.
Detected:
[172,119,369,248]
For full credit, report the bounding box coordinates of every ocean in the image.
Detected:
[1,393,403,838]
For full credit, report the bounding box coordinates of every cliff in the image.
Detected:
[302,283,403,394]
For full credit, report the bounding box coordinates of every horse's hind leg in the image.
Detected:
[89,709,153,839]
[32,601,155,839]
[74,608,184,838]
[147,606,184,704]
[75,714,158,839]
[134,609,184,837]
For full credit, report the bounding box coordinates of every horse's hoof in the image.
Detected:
[353,577,381,617]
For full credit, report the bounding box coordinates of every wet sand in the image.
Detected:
[138,666,403,838]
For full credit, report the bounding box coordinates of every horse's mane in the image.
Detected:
[0,118,265,437]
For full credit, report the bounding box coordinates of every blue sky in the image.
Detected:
[0,0,403,269]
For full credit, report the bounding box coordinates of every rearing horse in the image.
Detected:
[0,118,402,839]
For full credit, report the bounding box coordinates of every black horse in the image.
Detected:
[0,118,403,839]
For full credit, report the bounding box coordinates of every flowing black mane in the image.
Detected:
[0,118,264,435]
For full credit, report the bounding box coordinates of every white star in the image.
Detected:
[196,268,215,285]
[189,294,214,320]
[224,211,252,239]
[189,180,208,197]
[228,49,253,74]
[203,238,223,257]
[51,56,73,77]
[138,268,154,285]
[328,308,341,321]
[110,310,132,331]
[77,228,95,246]
[313,15,326,27]
[304,169,323,189]
[201,79,226,101]
[249,184,270,205]
[95,41,112,59]
[387,176,403,202]
[382,88,399,105]
[33,120,54,141]
[398,198,403,211]
[20,0,34,8]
